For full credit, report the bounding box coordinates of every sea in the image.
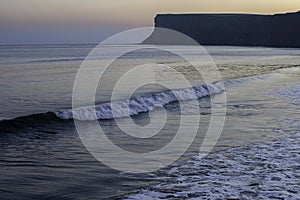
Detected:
[0,44,299,199]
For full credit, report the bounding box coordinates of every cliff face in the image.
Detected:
[143,11,300,48]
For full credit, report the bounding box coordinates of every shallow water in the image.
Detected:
[127,72,300,199]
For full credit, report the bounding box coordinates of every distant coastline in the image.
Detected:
[143,11,300,48]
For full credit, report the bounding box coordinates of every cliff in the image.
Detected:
[143,11,300,48]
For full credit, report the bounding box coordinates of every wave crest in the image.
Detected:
[55,82,225,121]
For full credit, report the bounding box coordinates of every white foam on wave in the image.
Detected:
[126,130,300,200]
[55,82,225,121]
[270,85,300,106]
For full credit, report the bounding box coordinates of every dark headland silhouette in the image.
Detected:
[143,11,300,48]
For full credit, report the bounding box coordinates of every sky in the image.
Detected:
[0,0,299,44]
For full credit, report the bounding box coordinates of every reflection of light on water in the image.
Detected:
[126,75,300,199]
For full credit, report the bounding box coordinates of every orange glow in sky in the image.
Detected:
[0,0,299,44]
[1,0,299,27]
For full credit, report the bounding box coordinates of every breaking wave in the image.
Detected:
[55,82,225,121]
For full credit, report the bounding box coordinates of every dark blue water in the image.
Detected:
[0,45,299,199]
